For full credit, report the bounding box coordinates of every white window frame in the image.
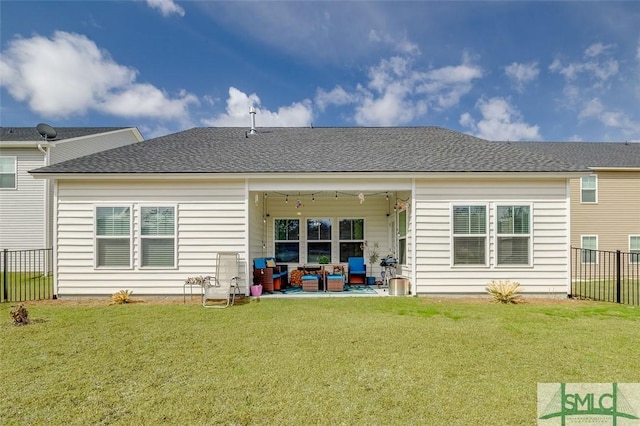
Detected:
[630,235,640,265]
[338,217,365,263]
[581,235,598,265]
[139,205,177,269]
[94,205,133,269]
[451,204,489,267]
[495,204,532,267]
[580,174,598,204]
[274,218,300,263]
[398,208,408,265]
[306,218,332,263]
[0,156,17,190]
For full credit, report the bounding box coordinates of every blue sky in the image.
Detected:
[1,1,639,141]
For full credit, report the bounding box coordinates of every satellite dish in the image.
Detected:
[36,123,57,140]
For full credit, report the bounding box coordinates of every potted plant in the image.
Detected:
[364,241,380,285]
[250,270,263,297]
[318,255,330,265]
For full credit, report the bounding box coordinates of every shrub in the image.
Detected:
[486,280,523,304]
[10,304,30,325]
[111,289,133,304]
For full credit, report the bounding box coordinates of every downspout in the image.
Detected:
[37,143,51,275]
[566,179,572,298]
[411,179,417,297]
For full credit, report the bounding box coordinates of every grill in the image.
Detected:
[379,257,397,267]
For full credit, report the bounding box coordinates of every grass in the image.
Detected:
[1,296,639,425]
[571,278,640,305]
[0,272,53,302]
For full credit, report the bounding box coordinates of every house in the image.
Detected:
[518,142,640,260]
[0,126,144,251]
[29,126,590,298]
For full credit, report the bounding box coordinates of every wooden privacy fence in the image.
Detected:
[1,248,54,302]
[570,247,640,306]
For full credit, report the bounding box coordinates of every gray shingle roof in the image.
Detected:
[30,127,590,174]
[516,141,640,169]
[0,127,130,142]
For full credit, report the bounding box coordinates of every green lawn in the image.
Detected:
[0,272,53,302]
[1,297,639,425]
[571,279,639,305]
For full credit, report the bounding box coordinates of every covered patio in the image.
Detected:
[247,185,412,295]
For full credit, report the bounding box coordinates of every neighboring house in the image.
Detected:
[518,142,640,261]
[0,127,144,251]
[30,126,590,298]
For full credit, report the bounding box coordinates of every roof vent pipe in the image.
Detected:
[249,107,257,135]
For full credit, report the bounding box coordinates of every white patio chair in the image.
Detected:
[203,252,242,308]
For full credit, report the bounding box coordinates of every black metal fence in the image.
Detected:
[1,248,54,302]
[570,247,640,306]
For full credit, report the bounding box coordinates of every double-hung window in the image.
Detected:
[580,175,597,203]
[274,219,300,263]
[95,206,132,268]
[339,218,364,262]
[629,236,640,265]
[452,205,487,265]
[398,210,407,264]
[307,218,332,263]
[140,206,176,268]
[0,157,16,189]
[581,235,598,264]
[496,205,531,265]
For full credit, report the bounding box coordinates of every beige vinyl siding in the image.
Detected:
[570,171,640,252]
[49,129,142,164]
[47,129,142,247]
[414,178,569,294]
[248,193,267,267]
[0,148,45,249]
[55,179,247,296]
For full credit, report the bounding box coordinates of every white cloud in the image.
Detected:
[585,42,614,58]
[315,86,358,111]
[504,62,539,92]
[416,60,483,109]
[549,43,619,82]
[146,0,185,17]
[323,54,482,126]
[100,85,198,118]
[203,87,313,127]
[578,97,640,137]
[578,98,604,120]
[368,29,421,56]
[459,97,542,141]
[0,31,196,120]
[354,82,426,126]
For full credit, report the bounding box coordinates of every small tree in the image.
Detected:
[363,241,380,277]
